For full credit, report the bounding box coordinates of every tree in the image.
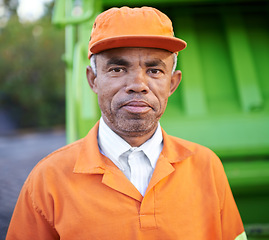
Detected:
[0,15,66,128]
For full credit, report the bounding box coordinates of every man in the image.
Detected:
[6,6,247,240]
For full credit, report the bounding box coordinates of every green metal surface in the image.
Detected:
[53,0,102,142]
[160,4,269,158]
[52,1,269,238]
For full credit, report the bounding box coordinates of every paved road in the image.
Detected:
[0,130,66,239]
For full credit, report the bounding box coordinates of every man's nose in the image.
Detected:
[125,70,149,94]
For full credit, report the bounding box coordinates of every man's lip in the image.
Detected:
[123,100,151,107]
[121,100,153,113]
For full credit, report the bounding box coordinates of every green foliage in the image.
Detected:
[0,16,65,128]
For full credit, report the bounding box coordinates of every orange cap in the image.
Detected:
[88,6,187,58]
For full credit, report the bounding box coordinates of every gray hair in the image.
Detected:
[90,52,178,76]
[90,54,98,76]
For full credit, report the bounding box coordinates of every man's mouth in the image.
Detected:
[121,100,152,114]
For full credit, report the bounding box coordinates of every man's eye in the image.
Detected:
[109,67,125,73]
[148,69,163,75]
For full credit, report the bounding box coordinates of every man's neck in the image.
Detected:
[116,129,158,147]
[98,117,163,168]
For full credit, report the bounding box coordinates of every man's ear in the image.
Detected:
[169,70,182,96]
[86,65,98,94]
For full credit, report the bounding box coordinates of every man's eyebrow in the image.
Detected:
[106,57,131,68]
[145,59,167,70]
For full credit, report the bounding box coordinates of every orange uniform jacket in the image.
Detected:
[6,122,246,240]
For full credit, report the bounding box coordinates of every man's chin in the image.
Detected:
[115,119,158,135]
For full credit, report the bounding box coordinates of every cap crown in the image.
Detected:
[88,7,186,58]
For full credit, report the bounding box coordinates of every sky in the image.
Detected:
[17,0,53,22]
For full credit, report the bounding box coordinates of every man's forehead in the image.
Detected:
[100,47,172,56]
[97,47,174,65]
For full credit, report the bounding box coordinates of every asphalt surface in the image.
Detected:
[0,129,66,239]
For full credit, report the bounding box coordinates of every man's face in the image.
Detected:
[87,47,181,142]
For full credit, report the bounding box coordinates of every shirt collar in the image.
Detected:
[98,117,163,170]
[137,124,163,169]
[73,121,194,175]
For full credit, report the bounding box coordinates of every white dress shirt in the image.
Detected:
[98,117,163,196]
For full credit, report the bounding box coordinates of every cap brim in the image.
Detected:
[88,35,187,58]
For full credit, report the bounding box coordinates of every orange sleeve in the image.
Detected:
[6,181,59,240]
[209,150,246,240]
[220,173,246,240]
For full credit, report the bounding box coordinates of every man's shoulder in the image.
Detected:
[165,133,224,169]
[166,134,227,184]
[26,138,84,181]
[44,138,83,161]
[166,133,217,157]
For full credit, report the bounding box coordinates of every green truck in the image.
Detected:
[52,0,269,239]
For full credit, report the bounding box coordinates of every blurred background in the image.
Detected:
[0,0,65,132]
[1,0,269,239]
[0,0,66,238]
